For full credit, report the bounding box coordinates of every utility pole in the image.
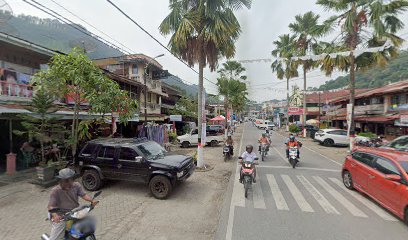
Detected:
[143,54,164,124]
[318,92,321,127]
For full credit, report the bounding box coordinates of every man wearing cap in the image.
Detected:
[48,168,98,240]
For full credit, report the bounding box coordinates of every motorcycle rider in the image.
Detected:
[258,133,271,153]
[239,145,258,183]
[285,135,301,159]
[48,168,98,240]
[225,135,234,155]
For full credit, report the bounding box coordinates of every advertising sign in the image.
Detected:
[400,115,408,124]
[169,115,182,122]
[288,107,304,115]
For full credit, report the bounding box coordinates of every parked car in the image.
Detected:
[304,125,319,139]
[77,138,195,199]
[342,145,408,223]
[314,129,349,146]
[177,128,224,148]
[207,124,224,133]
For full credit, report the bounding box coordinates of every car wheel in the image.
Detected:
[181,141,190,148]
[211,140,218,147]
[324,139,334,146]
[342,170,354,190]
[149,175,172,199]
[82,170,102,191]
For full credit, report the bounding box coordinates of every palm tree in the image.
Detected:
[160,0,251,168]
[289,11,329,133]
[317,0,408,134]
[271,34,299,128]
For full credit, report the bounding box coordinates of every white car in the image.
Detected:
[314,129,349,146]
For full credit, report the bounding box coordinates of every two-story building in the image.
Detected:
[94,54,169,122]
[325,80,408,139]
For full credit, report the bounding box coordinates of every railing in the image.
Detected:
[0,81,33,98]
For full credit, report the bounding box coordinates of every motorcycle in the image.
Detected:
[239,157,258,198]
[259,143,268,161]
[41,191,102,240]
[288,146,299,168]
[223,144,232,162]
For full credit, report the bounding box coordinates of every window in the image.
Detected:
[374,157,400,175]
[119,147,137,161]
[352,152,375,166]
[384,136,408,151]
[191,129,198,135]
[132,64,138,74]
[80,144,97,156]
[147,93,152,102]
[137,142,166,160]
[391,95,400,105]
[97,146,116,159]
[328,130,343,135]
[156,95,160,104]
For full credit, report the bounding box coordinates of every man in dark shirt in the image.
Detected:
[48,168,97,240]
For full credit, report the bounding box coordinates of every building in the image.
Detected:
[324,80,408,139]
[94,54,169,122]
[161,81,182,118]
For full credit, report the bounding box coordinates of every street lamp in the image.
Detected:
[143,54,164,123]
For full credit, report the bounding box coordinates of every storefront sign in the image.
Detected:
[395,119,408,127]
[169,115,182,122]
[288,107,303,115]
[400,115,408,124]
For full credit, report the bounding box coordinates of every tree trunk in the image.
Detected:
[302,66,307,137]
[286,77,290,129]
[197,47,205,168]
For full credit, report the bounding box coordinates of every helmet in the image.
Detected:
[289,135,295,141]
[262,133,266,137]
[56,168,76,180]
[246,145,253,152]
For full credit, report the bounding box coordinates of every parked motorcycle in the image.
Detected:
[288,146,299,168]
[41,191,102,240]
[239,157,258,198]
[223,144,232,162]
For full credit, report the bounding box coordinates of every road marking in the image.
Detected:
[252,181,266,209]
[257,165,340,173]
[313,176,368,218]
[266,174,289,210]
[297,175,340,215]
[329,178,398,221]
[281,175,314,212]
[225,123,246,240]
[274,131,342,166]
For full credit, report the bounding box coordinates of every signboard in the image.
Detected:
[400,115,408,124]
[152,70,169,80]
[169,115,182,122]
[346,104,353,137]
[288,107,303,115]
[322,105,330,112]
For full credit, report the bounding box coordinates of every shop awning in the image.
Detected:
[210,115,226,121]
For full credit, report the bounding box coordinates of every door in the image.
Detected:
[190,129,199,144]
[349,152,375,191]
[116,147,148,182]
[95,146,117,179]
[338,130,349,144]
[368,156,402,213]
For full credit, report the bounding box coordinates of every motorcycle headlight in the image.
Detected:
[177,171,184,178]
[245,163,251,168]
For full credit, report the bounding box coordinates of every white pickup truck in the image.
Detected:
[177,128,224,148]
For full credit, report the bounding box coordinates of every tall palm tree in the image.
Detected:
[160,0,251,168]
[271,34,299,127]
[289,11,329,133]
[317,0,408,134]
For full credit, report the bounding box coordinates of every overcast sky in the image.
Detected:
[8,0,408,102]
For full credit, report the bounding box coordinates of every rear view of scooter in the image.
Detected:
[288,146,299,168]
[41,191,102,240]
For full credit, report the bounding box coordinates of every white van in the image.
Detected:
[257,120,271,130]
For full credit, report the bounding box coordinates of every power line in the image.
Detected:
[104,0,218,86]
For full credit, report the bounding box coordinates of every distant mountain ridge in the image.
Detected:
[162,75,200,98]
[316,51,408,91]
[0,12,122,59]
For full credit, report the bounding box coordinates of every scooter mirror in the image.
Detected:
[254,157,259,160]
[93,191,102,199]
[238,157,243,159]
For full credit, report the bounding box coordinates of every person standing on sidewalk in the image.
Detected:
[48,168,98,240]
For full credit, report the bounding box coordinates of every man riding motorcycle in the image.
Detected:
[48,168,98,240]
[239,145,258,183]
[258,133,270,153]
[225,135,234,156]
[285,135,301,159]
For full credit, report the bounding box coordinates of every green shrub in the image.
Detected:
[358,132,377,138]
[169,131,178,143]
[289,125,301,133]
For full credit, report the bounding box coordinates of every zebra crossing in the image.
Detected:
[242,174,398,222]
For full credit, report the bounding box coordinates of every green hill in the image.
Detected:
[317,51,408,91]
[0,11,122,59]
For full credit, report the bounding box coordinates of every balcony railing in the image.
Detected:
[0,81,33,98]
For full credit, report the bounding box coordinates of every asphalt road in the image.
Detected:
[215,123,408,240]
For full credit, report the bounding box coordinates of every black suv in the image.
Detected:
[77,138,195,199]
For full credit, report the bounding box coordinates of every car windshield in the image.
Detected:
[382,136,408,152]
[400,161,408,175]
[137,141,167,160]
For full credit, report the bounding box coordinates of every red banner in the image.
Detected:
[288,107,304,115]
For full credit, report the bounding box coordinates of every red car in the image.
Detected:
[342,136,408,223]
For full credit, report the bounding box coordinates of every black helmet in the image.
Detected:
[56,168,76,180]
[246,145,253,152]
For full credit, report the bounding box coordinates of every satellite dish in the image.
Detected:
[69,37,97,53]
[0,0,13,25]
